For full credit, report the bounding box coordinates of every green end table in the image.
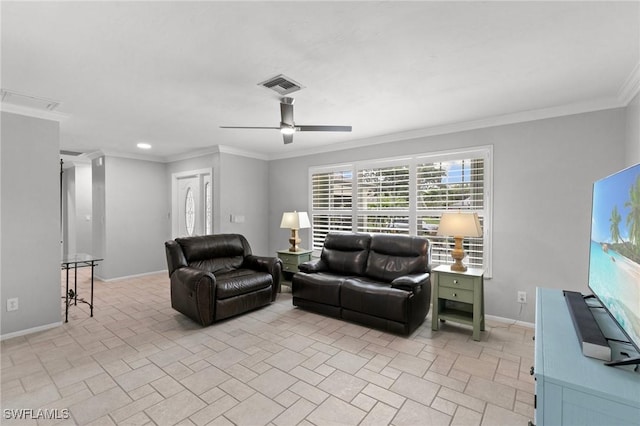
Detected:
[431,265,485,341]
[277,249,313,290]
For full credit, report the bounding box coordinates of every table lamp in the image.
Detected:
[437,212,482,272]
[280,211,311,252]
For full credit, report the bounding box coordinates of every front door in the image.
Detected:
[172,169,212,238]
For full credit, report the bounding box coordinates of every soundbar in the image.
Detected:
[563,290,611,361]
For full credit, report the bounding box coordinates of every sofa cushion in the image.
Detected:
[341,278,409,323]
[177,234,251,274]
[291,272,345,306]
[321,232,371,275]
[365,234,429,282]
[215,269,272,299]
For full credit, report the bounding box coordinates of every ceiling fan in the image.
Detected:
[220,97,352,144]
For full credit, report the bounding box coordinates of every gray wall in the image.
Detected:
[218,153,270,255]
[1,112,61,336]
[626,93,640,165]
[268,109,627,323]
[94,156,170,280]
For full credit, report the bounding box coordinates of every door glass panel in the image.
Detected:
[185,187,195,236]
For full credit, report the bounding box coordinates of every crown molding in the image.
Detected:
[268,97,624,161]
[618,62,640,105]
[163,144,269,163]
[215,144,269,161]
[0,103,69,122]
[95,149,167,163]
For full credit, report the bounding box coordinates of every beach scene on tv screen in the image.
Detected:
[589,165,640,348]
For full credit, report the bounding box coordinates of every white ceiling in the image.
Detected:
[2,1,638,161]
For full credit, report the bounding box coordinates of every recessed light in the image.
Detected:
[137,143,152,149]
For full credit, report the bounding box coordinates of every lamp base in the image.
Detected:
[449,236,468,272]
[288,229,301,252]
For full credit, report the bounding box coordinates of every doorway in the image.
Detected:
[172,169,213,238]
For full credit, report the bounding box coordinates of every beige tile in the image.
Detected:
[351,393,378,412]
[318,370,367,402]
[179,365,231,395]
[325,350,369,374]
[189,394,238,426]
[390,372,440,406]
[481,403,531,426]
[451,406,483,426]
[465,375,515,410]
[289,381,329,405]
[388,352,430,377]
[110,391,164,423]
[438,387,486,413]
[431,396,458,416]
[264,348,308,372]
[273,397,316,426]
[359,402,397,426]
[289,365,325,385]
[307,396,366,425]
[361,383,405,408]
[69,386,132,425]
[355,368,394,389]
[218,377,255,401]
[223,392,284,426]
[114,363,165,392]
[452,355,497,380]
[248,367,297,398]
[145,390,206,426]
[150,375,184,398]
[393,399,452,426]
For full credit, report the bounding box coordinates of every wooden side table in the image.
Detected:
[277,249,312,286]
[431,265,485,341]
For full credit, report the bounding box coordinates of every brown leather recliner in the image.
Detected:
[165,234,282,326]
[292,232,431,334]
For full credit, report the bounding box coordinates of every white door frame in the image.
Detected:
[171,168,213,238]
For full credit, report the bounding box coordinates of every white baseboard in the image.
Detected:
[0,321,63,341]
[97,269,167,282]
[485,314,534,329]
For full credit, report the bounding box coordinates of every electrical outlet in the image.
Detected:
[6,298,19,312]
[517,291,527,304]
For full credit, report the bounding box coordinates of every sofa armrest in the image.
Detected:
[244,255,281,274]
[243,255,282,300]
[170,266,216,326]
[390,273,430,292]
[298,258,328,273]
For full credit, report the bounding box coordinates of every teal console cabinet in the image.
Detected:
[534,288,640,425]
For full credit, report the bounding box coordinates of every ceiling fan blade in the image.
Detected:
[220,126,280,130]
[280,98,294,125]
[283,133,293,144]
[297,125,352,132]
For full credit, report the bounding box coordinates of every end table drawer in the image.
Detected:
[438,286,474,304]
[282,263,297,273]
[438,274,474,291]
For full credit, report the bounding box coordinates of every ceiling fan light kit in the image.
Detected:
[220,97,352,145]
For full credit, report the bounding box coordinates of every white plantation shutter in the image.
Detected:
[357,164,410,234]
[310,168,353,251]
[416,158,486,270]
[309,148,492,274]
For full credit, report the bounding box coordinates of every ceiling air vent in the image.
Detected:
[1,89,60,111]
[60,150,84,156]
[258,74,304,95]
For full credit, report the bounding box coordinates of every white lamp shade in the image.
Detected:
[437,212,482,237]
[280,211,311,230]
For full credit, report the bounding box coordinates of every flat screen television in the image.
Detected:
[588,162,640,367]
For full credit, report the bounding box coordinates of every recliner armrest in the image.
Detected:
[243,255,282,276]
[298,258,328,273]
[390,273,430,292]
[172,266,217,291]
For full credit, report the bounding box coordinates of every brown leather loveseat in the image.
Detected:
[292,232,431,334]
[165,234,282,326]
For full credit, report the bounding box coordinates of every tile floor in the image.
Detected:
[1,271,535,425]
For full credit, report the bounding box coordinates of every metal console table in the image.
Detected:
[61,253,103,322]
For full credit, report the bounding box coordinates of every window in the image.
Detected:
[205,182,212,235]
[309,147,492,275]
